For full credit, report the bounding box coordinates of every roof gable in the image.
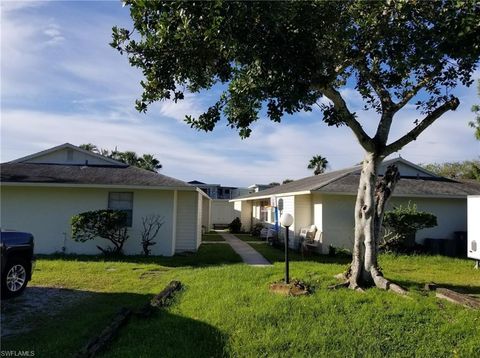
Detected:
[378,157,438,178]
[9,143,126,167]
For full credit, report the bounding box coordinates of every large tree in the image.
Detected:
[470,79,480,140]
[112,1,479,292]
[308,155,329,175]
[422,160,480,181]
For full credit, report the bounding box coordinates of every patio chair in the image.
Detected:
[301,229,322,256]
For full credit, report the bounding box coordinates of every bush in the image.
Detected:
[229,217,242,233]
[251,223,264,237]
[381,203,437,253]
[71,209,129,255]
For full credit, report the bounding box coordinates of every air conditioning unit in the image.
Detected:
[467,196,480,262]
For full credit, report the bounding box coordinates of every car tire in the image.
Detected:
[2,258,30,298]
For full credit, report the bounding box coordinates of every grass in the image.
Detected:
[2,244,479,357]
[232,233,265,242]
[202,231,226,242]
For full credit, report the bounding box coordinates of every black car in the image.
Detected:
[1,230,35,298]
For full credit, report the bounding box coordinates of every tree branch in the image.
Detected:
[357,61,394,111]
[384,97,460,156]
[394,73,436,111]
[321,87,374,151]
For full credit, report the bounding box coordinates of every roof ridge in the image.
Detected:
[311,166,361,191]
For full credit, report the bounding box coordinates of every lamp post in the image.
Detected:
[280,213,294,284]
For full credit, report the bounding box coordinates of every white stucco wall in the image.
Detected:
[0,186,178,255]
[319,194,468,253]
[312,193,323,233]
[321,194,356,254]
[233,200,252,231]
[388,197,467,243]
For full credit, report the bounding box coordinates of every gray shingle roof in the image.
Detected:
[317,173,480,197]
[235,164,480,200]
[0,163,192,188]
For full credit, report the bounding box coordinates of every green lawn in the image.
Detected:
[233,233,265,242]
[2,244,479,357]
[202,231,225,242]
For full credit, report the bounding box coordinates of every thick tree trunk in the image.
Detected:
[349,152,381,289]
[348,152,407,294]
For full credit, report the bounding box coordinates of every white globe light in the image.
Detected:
[280,213,294,227]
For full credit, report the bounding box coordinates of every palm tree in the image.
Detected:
[308,155,328,175]
[79,143,99,153]
[138,154,162,172]
[119,151,139,166]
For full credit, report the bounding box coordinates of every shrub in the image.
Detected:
[229,217,242,233]
[251,223,264,237]
[71,209,129,255]
[381,203,437,253]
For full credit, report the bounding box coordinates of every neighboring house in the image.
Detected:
[188,180,249,199]
[248,184,275,193]
[189,180,250,226]
[0,143,211,256]
[232,158,480,254]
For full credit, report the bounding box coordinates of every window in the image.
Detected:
[108,192,133,226]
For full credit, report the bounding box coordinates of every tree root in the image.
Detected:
[334,272,348,281]
[370,267,408,295]
[333,268,408,295]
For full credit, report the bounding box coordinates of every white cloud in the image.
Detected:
[158,94,204,123]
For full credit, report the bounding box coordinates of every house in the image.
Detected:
[188,180,249,199]
[232,158,480,254]
[248,184,276,193]
[0,143,211,256]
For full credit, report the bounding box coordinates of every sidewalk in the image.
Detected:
[218,232,272,266]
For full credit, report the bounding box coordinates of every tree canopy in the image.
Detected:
[470,79,480,140]
[112,0,479,149]
[422,160,480,181]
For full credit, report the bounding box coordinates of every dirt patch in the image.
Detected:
[269,280,311,296]
[1,286,92,338]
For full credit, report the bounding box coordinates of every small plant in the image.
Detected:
[328,245,352,258]
[141,214,164,256]
[229,217,242,233]
[251,223,264,237]
[381,203,437,253]
[71,210,129,255]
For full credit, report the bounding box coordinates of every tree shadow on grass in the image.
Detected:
[389,278,480,295]
[254,244,351,266]
[36,243,243,268]
[1,287,226,358]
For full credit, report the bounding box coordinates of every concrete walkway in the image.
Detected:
[218,232,272,266]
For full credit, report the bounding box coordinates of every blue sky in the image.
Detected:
[1,1,479,187]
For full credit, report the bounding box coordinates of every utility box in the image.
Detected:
[467,196,480,261]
